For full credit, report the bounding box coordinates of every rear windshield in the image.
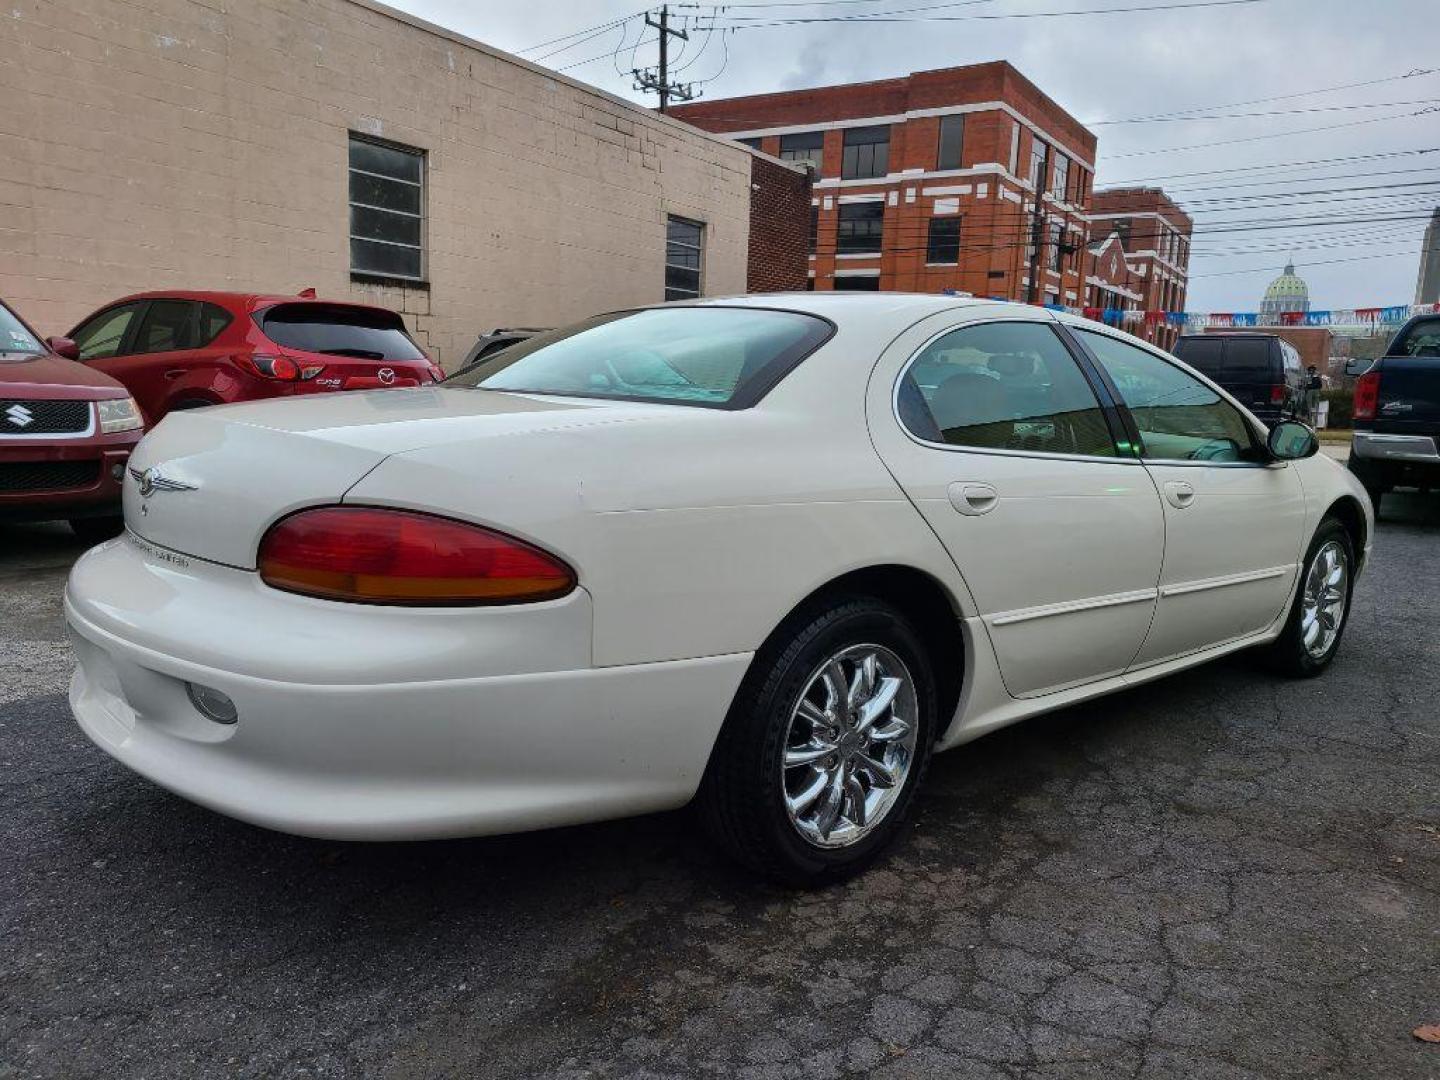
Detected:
[1390,317,1440,358]
[445,307,834,409]
[257,304,425,361]
[1174,337,1224,374]
[0,303,43,356]
[1222,338,1274,381]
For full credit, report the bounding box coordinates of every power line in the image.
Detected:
[1089,98,1440,126]
[519,10,644,55]
[1101,107,1439,160]
[710,0,1270,25]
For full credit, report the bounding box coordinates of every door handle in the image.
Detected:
[163,368,186,380]
[947,482,999,516]
[1163,480,1196,509]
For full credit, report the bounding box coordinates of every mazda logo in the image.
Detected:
[377,368,396,386]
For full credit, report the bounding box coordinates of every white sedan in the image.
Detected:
[65,294,1372,883]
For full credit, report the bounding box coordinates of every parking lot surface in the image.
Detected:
[3,500,1438,1080]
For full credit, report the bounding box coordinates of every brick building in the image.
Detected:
[669,63,1097,306]
[1087,187,1193,349]
[1,0,808,369]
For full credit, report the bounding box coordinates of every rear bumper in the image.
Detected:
[1351,432,1440,464]
[0,434,137,521]
[64,536,749,840]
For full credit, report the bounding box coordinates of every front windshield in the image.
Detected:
[446,307,832,409]
[0,303,44,355]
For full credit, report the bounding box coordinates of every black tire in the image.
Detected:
[69,516,123,545]
[698,596,937,886]
[1263,517,1355,678]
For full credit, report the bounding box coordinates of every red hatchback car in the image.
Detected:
[1,298,144,540]
[64,291,442,422]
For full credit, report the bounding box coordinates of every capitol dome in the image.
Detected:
[1260,261,1310,319]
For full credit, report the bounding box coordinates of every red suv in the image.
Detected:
[1,298,144,540]
[64,291,443,422]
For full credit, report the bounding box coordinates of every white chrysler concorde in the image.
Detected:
[65,294,1372,883]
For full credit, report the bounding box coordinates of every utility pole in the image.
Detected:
[632,5,697,112]
[1026,143,1050,305]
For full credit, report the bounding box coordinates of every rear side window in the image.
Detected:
[257,304,425,361]
[1391,317,1440,357]
[1223,338,1274,381]
[201,303,232,343]
[1175,337,1223,375]
[447,307,833,409]
[897,321,1117,458]
[134,300,201,353]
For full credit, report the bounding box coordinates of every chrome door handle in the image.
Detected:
[1163,480,1195,509]
[947,482,999,516]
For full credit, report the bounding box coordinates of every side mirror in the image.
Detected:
[46,336,79,360]
[1267,420,1318,461]
[1343,358,1367,377]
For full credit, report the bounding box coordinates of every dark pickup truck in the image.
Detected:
[1347,312,1440,515]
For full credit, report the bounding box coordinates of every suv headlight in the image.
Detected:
[97,397,144,434]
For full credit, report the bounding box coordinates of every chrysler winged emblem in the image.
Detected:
[129,465,198,498]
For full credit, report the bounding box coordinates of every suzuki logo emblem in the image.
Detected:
[4,404,34,427]
[377,368,396,385]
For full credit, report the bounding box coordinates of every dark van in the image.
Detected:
[1173,333,1311,425]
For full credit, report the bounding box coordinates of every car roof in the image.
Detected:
[106,290,398,315]
[684,292,1030,321]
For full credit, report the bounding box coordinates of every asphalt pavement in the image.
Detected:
[2,497,1438,1080]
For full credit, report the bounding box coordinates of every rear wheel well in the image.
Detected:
[759,566,965,742]
[1324,496,1367,562]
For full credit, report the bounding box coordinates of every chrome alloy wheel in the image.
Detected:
[1301,539,1348,659]
[781,644,919,849]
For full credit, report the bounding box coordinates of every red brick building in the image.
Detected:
[1087,187,1193,349]
[669,62,1097,305]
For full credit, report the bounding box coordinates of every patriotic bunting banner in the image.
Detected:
[1012,300,1440,330]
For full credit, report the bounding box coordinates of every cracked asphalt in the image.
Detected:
[3,497,1438,1080]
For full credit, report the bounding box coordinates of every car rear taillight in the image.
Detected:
[257,507,576,605]
[1353,370,1380,420]
[243,354,300,381]
[1270,383,1286,404]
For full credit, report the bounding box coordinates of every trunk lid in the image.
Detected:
[122,388,660,567]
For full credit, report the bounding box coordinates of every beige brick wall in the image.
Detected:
[0,0,756,368]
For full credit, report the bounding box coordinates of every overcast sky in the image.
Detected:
[390,0,1439,312]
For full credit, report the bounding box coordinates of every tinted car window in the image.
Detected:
[257,304,425,361]
[1078,329,1256,463]
[201,303,232,344]
[134,300,200,354]
[1223,338,1274,381]
[71,302,142,361]
[448,307,833,409]
[898,321,1116,457]
[0,303,43,354]
[1391,316,1440,357]
[1174,337,1224,375]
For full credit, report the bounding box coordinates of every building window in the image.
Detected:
[1051,155,1069,200]
[937,114,964,171]
[1114,219,1131,248]
[834,276,880,291]
[780,131,824,172]
[842,126,890,180]
[1028,138,1047,190]
[348,134,425,282]
[664,215,704,301]
[808,206,819,255]
[837,202,884,254]
[1008,122,1020,175]
[927,218,961,264]
[737,136,763,149]
[1047,221,1063,272]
